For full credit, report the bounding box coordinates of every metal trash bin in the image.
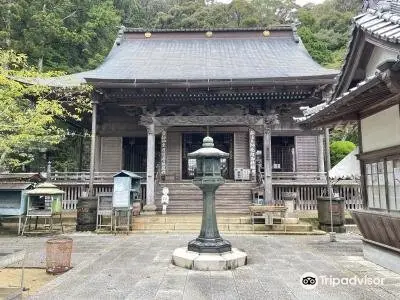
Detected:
[46,237,73,274]
[76,197,97,231]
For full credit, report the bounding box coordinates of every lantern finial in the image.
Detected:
[202,136,214,148]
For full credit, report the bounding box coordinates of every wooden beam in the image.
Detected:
[143,123,156,214]
[263,125,272,204]
[333,30,365,98]
[88,97,99,196]
[308,112,359,128]
[324,128,332,197]
[317,134,325,173]
[357,117,367,209]
[358,144,400,161]
[360,93,400,119]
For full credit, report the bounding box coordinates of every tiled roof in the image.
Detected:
[332,1,400,99]
[295,74,382,124]
[22,28,337,88]
[297,2,400,126]
[13,71,93,88]
[85,30,336,83]
[355,9,400,42]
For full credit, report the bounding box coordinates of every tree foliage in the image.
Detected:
[0,0,361,71]
[0,50,90,170]
[330,140,356,167]
[297,0,360,69]
[0,0,363,171]
[1,0,121,73]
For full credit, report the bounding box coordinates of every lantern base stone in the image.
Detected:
[172,247,247,271]
[188,238,232,253]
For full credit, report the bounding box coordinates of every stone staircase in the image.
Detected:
[155,182,255,214]
[132,214,318,234]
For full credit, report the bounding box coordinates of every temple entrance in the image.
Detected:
[256,136,295,172]
[182,133,234,179]
[122,137,160,172]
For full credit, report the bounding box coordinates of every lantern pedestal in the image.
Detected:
[172,247,247,271]
[188,180,231,253]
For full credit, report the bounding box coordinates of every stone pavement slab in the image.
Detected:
[1,232,400,299]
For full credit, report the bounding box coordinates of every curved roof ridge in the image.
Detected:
[123,26,294,33]
[331,4,400,99]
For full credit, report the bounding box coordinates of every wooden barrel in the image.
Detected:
[76,197,97,231]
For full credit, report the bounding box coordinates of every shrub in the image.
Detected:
[330,141,356,166]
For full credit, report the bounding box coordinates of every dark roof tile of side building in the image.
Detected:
[332,1,400,99]
[299,1,400,124]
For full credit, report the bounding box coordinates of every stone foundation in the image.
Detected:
[172,247,247,271]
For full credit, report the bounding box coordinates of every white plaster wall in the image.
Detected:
[365,46,398,77]
[361,105,400,152]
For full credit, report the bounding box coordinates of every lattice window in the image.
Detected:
[365,158,400,211]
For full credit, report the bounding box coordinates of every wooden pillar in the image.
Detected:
[263,125,272,204]
[324,128,332,196]
[249,129,256,181]
[317,133,325,173]
[358,118,367,208]
[143,123,156,214]
[88,99,98,197]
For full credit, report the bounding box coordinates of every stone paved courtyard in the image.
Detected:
[1,232,400,299]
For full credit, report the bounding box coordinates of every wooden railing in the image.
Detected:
[273,180,363,210]
[49,171,147,183]
[56,181,361,211]
[272,172,327,182]
[45,171,362,211]
[53,182,147,210]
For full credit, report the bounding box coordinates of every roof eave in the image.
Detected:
[300,76,382,127]
[85,75,337,89]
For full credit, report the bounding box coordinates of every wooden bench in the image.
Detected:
[249,205,288,231]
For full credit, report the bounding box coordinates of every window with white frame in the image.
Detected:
[386,158,400,211]
[365,158,400,211]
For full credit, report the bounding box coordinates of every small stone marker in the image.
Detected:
[161,187,169,215]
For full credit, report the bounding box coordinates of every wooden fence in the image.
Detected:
[48,171,146,210]
[49,171,147,183]
[273,181,363,210]
[55,181,362,211]
[55,182,147,210]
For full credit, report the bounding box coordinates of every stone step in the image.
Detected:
[130,214,312,233]
[164,209,250,214]
[155,182,254,214]
[132,216,251,224]
[129,230,326,235]
[131,223,312,232]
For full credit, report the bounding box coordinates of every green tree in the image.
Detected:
[297,0,360,68]
[115,0,169,28]
[1,0,121,73]
[330,140,356,167]
[0,50,90,170]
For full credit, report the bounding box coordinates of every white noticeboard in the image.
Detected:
[113,177,131,208]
